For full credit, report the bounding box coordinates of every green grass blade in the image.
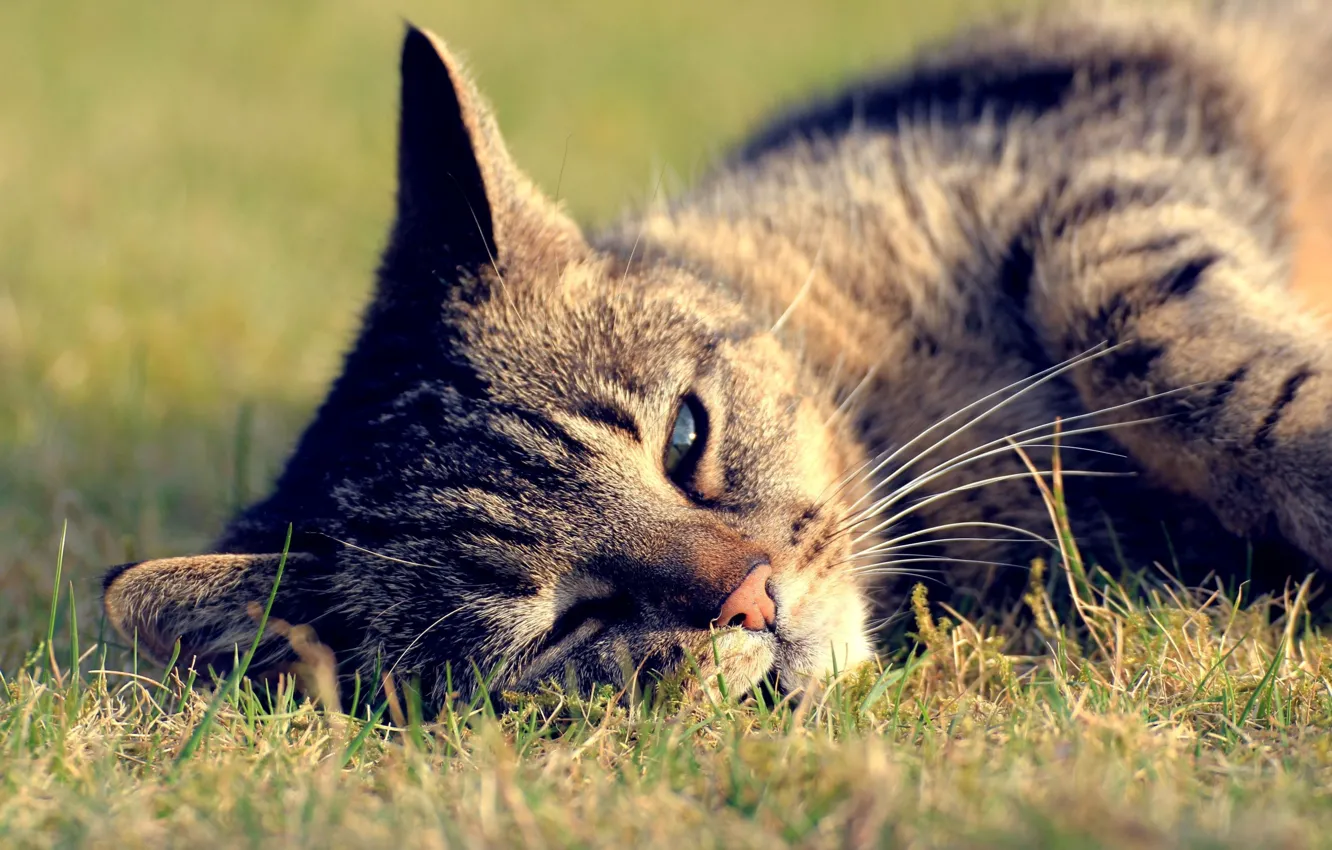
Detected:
[67,581,80,712]
[1187,634,1247,705]
[45,519,68,680]
[858,663,905,717]
[340,702,390,769]
[173,524,293,767]
[1237,636,1287,729]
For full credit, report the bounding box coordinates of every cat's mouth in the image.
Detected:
[764,571,875,692]
[512,608,779,691]
[508,615,866,698]
[508,561,871,695]
[694,623,870,697]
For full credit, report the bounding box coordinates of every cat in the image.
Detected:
[102,0,1332,707]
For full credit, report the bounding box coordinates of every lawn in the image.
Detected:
[4,0,1332,846]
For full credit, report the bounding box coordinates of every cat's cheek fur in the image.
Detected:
[770,570,873,691]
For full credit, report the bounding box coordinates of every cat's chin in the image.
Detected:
[771,634,876,695]
[692,619,876,699]
[689,629,779,700]
[766,573,875,694]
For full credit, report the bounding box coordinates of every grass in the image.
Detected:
[5,0,1332,846]
[7,549,1332,847]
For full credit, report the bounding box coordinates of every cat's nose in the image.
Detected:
[714,560,776,631]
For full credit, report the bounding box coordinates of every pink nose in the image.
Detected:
[715,563,777,631]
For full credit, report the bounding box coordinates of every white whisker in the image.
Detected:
[844,380,1196,533]
[829,521,1058,571]
[995,443,1126,459]
[368,599,412,628]
[852,567,947,583]
[316,533,448,571]
[842,415,1162,534]
[867,520,1056,552]
[851,536,1044,555]
[865,612,913,634]
[825,519,1054,572]
[851,554,1031,575]
[852,468,1127,545]
[620,168,666,285]
[387,603,475,680]
[837,342,1118,518]
[844,441,1126,532]
[771,233,825,334]
[824,362,882,429]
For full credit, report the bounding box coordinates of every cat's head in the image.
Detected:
[102,27,873,704]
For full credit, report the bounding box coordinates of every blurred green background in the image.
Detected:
[0,0,1015,661]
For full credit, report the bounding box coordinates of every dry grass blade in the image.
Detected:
[1005,422,1115,665]
[4,0,1332,845]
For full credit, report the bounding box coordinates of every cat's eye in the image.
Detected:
[664,395,708,488]
[545,593,637,650]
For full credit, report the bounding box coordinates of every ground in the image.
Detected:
[3,1,1332,846]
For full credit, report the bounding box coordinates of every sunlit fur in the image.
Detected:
[104,1,1332,707]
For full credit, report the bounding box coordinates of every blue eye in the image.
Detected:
[664,396,708,487]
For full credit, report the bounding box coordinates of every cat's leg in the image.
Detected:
[1020,156,1332,569]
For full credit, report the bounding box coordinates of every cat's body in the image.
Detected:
[607,0,1332,593]
[105,1,1332,705]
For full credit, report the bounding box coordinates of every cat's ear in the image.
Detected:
[386,25,583,282]
[102,552,323,671]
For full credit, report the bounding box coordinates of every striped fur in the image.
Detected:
[104,2,1332,706]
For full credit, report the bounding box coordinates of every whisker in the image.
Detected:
[368,599,412,628]
[826,520,1056,571]
[771,232,825,334]
[823,350,850,407]
[810,343,1114,526]
[620,168,666,285]
[386,603,476,681]
[995,443,1126,459]
[865,612,913,635]
[852,468,1127,545]
[851,554,1032,575]
[845,442,1127,532]
[316,534,494,591]
[848,560,945,573]
[835,342,1118,518]
[810,439,883,519]
[840,405,1177,535]
[852,536,1045,554]
[843,381,1195,533]
[870,520,1056,552]
[833,521,1057,570]
[842,424,1151,536]
[824,362,881,429]
[315,534,449,571]
[805,360,895,509]
[851,566,947,584]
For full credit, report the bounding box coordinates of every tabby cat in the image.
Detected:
[103,1,1332,705]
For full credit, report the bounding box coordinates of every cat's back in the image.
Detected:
[608,1,1332,320]
[731,1,1332,184]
